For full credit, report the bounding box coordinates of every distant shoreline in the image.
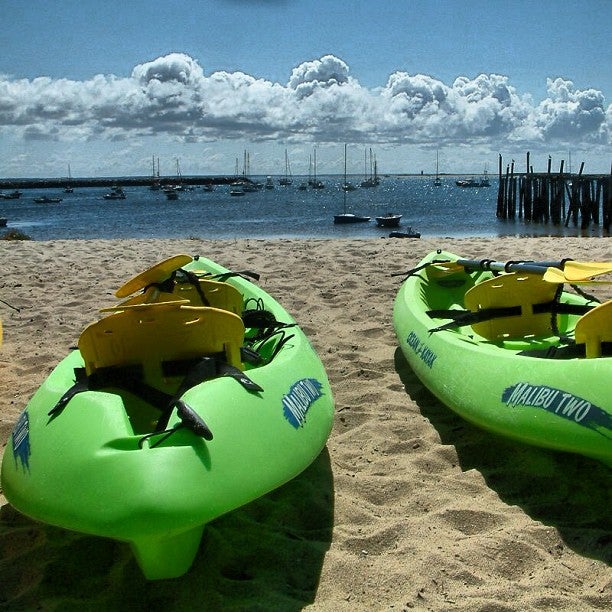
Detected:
[2,171,607,191]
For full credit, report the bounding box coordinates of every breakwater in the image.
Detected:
[0,176,239,190]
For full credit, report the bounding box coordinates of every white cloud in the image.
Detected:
[0,52,609,153]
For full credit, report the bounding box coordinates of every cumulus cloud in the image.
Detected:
[0,53,608,148]
[132,53,204,85]
[534,77,608,141]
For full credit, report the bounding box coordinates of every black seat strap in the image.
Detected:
[428,300,594,333]
[48,356,263,428]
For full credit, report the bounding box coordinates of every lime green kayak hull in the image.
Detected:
[1,257,335,579]
[393,251,611,465]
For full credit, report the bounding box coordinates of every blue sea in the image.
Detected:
[1,176,606,240]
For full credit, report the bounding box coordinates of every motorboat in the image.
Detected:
[389,228,421,238]
[103,186,126,200]
[375,213,402,228]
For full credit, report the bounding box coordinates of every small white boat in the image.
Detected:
[229,183,245,196]
[375,213,402,228]
[103,186,126,200]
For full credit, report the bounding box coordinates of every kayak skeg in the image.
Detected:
[1,255,335,579]
[393,250,612,466]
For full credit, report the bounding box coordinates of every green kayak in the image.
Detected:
[393,250,612,465]
[1,255,334,579]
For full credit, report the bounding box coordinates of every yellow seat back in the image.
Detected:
[464,273,558,339]
[79,305,245,379]
[174,278,243,315]
[574,300,612,358]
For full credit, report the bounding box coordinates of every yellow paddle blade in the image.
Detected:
[563,261,612,281]
[115,254,193,298]
[542,267,566,284]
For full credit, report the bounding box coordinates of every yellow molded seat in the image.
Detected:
[464,273,558,340]
[174,278,244,315]
[574,300,612,358]
[79,305,245,379]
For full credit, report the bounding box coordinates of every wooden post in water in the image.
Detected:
[508,160,516,218]
[496,154,506,218]
[603,165,611,231]
[495,152,608,233]
[522,151,530,220]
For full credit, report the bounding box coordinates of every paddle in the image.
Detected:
[454,258,563,275]
[445,258,612,282]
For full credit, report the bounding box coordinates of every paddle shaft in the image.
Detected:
[456,258,563,276]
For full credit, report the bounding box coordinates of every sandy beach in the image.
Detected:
[1,236,610,611]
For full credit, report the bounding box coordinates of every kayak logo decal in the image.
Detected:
[502,383,612,435]
[406,331,437,368]
[12,411,31,471]
[282,378,324,428]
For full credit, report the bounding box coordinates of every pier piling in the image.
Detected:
[497,153,611,233]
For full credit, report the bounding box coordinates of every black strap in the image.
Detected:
[518,342,612,359]
[48,356,263,429]
[428,300,594,333]
[171,269,211,306]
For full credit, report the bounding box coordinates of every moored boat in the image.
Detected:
[33,196,63,204]
[455,177,480,187]
[389,227,420,238]
[333,213,371,224]
[0,190,21,200]
[103,186,126,200]
[334,144,370,223]
[393,250,612,465]
[229,182,245,196]
[375,213,402,228]
[1,254,335,579]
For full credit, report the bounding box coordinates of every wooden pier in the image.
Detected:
[496,153,611,232]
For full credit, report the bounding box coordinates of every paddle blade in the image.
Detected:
[116,254,193,298]
[563,261,612,281]
[542,267,567,284]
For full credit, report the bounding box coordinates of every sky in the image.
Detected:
[0,0,610,178]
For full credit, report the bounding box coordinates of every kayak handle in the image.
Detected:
[175,400,213,440]
[139,400,213,448]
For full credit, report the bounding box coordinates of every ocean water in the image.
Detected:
[1,176,606,241]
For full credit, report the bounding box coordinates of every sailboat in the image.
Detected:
[341,145,357,191]
[361,148,379,188]
[433,150,442,186]
[64,164,74,193]
[310,148,325,189]
[334,144,370,224]
[480,166,491,187]
[278,149,293,185]
[240,151,259,192]
[150,156,161,190]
